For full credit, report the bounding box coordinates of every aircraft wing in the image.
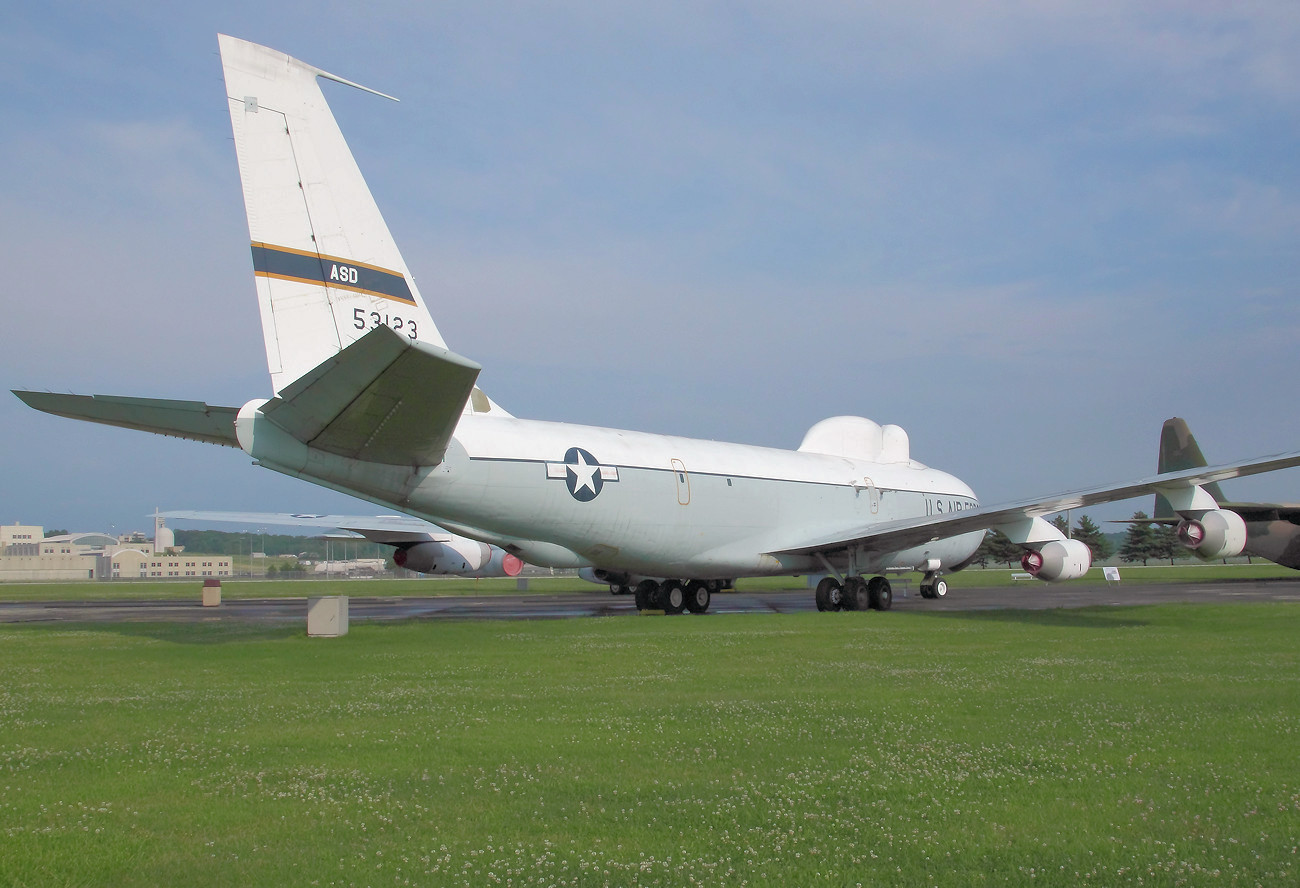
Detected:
[1114,500,1300,525]
[1216,502,1300,520]
[161,508,529,577]
[771,450,1300,558]
[159,509,451,545]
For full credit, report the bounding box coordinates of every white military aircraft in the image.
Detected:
[15,36,1300,614]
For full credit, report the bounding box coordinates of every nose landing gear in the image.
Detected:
[919,572,948,599]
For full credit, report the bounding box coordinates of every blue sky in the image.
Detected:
[3,1,1298,537]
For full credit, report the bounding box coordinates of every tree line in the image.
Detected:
[973,511,1188,567]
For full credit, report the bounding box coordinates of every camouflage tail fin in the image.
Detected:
[1155,417,1226,518]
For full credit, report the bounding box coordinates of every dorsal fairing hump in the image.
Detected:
[798,416,911,463]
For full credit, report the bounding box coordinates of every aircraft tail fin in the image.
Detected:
[217,35,513,418]
[1155,417,1226,518]
[13,391,239,447]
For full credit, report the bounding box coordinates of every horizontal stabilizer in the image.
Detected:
[12,391,239,447]
[259,325,481,466]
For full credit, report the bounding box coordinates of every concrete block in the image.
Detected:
[307,596,349,637]
[201,578,221,607]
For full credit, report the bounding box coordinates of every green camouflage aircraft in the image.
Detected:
[1157,417,1300,569]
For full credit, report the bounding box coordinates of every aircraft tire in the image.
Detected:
[815,576,842,612]
[685,580,711,614]
[611,584,632,596]
[842,576,868,611]
[634,579,658,611]
[919,585,935,599]
[660,580,687,614]
[933,578,948,598]
[868,576,892,611]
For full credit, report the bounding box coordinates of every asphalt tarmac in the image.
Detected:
[3,577,1300,625]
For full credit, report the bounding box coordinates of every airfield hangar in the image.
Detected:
[0,522,232,582]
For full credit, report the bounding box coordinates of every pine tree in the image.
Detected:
[1119,511,1157,565]
[1072,514,1113,561]
[1151,522,1182,565]
[978,529,1023,568]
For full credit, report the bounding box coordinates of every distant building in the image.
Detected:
[1,523,44,547]
[36,532,120,555]
[120,552,232,580]
[154,515,176,553]
[0,522,230,582]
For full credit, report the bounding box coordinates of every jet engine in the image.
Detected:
[580,568,635,587]
[1021,538,1092,582]
[1176,509,1246,560]
[394,540,524,577]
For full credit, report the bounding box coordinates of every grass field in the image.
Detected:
[2,604,1298,886]
[1,561,1295,603]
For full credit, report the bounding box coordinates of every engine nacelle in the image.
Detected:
[480,548,526,578]
[580,567,635,587]
[1176,509,1247,560]
[394,540,524,577]
[1021,538,1092,582]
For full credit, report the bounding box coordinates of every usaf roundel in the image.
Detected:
[546,447,620,502]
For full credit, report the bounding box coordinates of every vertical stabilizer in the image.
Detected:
[218,34,445,395]
[1155,417,1226,518]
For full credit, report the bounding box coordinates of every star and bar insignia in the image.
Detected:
[545,447,619,501]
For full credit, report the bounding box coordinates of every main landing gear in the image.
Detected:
[634,578,719,614]
[815,575,894,612]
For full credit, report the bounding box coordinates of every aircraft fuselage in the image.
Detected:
[1242,519,1300,569]
[238,406,984,579]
